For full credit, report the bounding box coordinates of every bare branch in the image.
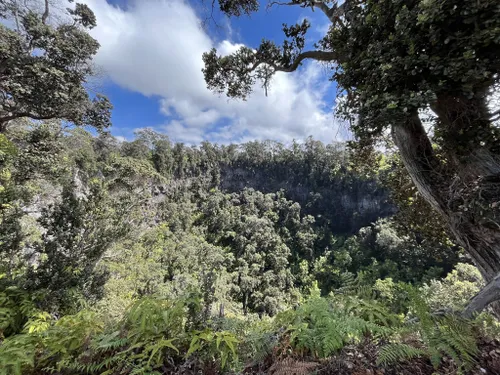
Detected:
[200,0,223,31]
[13,2,21,32]
[267,0,347,24]
[41,0,49,24]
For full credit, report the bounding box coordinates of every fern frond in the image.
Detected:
[377,343,427,366]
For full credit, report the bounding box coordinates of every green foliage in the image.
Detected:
[377,343,427,367]
[3,0,499,371]
[378,285,480,371]
[0,333,37,375]
[204,1,500,328]
[125,297,187,341]
[422,263,483,312]
[0,1,111,131]
[0,282,35,337]
[276,296,390,358]
[207,0,500,157]
[0,125,485,374]
[187,329,239,369]
[24,178,131,312]
[378,151,453,247]
[0,285,490,374]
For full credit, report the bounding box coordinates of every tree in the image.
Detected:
[24,178,131,313]
[199,189,295,315]
[0,0,111,132]
[202,0,500,315]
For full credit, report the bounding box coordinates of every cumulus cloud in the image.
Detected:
[84,0,344,144]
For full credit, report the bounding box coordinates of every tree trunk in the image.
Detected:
[392,111,500,317]
[463,273,500,319]
[391,112,446,214]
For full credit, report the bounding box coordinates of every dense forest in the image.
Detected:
[1,0,500,375]
[0,121,490,374]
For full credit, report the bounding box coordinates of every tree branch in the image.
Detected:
[280,50,339,71]
[490,108,500,122]
[0,111,59,126]
[267,1,347,24]
[250,50,339,74]
[41,0,49,24]
[13,3,21,33]
[391,112,446,214]
[463,273,500,318]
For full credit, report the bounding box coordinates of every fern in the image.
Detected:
[124,297,186,342]
[280,297,389,358]
[378,286,480,370]
[343,296,400,327]
[244,329,277,363]
[0,285,36,337]
[336,272,357,295]
[0,334,38,375]
[429,315,478,369]
[409,285,479,370]
[92,330,130,351]
[377,343,427,366]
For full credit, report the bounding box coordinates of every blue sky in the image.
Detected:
[84,0,344,144]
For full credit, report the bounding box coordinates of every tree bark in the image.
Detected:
[463,273,500,319]
[391,112,446,215]
[392,111,500,317]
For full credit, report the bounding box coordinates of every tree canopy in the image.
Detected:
[0,0,111,132]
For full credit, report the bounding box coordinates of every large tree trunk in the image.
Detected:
[392,111,500,317]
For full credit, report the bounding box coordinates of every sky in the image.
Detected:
[80,0,347,144]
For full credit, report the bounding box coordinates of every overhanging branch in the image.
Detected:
[279,50,339,71]
[249,50,339,74]
[267,0,347,24]
[0,111,61,126]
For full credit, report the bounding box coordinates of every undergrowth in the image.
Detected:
[0,284,497,374]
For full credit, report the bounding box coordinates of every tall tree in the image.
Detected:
[0,0,111,132]
[202,0,500,315]
[24,178,131,313]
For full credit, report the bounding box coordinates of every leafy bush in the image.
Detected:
[422,263,483,312]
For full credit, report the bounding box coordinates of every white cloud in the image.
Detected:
[84,0,344,144]
[315,21,331,36]
[160,120,206,144]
